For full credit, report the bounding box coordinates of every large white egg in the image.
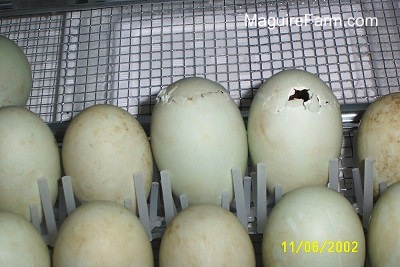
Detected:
[159,204,255,267]
[0,210,50,266]
[62,104,153,213]
[150,77,248,205]
[53,200,153,267]
[0,106,60,222]
[247,69,342,194]
[356,93,400,198]
[368,182,400,267]
[262,186,365,267]
[0,35,32,107]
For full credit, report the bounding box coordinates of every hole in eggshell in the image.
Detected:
[288,89,310,103]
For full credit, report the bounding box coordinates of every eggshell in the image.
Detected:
[0,211,50,266]
[356,92,400,198]
[159,204,255,267]
[0,35,32,107]
[262,186,365,267]
[53,200,153,267]
[368,182,400,267]
[62,104,153,213]
[150,77,248,205]
[0,106,60,222]
[247,69,342,194]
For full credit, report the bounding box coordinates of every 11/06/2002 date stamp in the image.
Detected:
[281,240,359,254]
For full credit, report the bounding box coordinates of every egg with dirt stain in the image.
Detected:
[53,201,153,267]
[62,104,153,213]
[247,69,342,195]
[356,92,400,198]
[150,77,248,206]
[159,204,255,267]
[0,35,32,107]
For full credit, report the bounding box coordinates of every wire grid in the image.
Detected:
[0,14,64,120]
[0,0,399,122]
[341,131,356,197]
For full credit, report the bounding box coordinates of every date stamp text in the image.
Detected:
[281,240,359,254]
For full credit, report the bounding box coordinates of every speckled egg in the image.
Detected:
[62,104,153,213]
[356,92,400,198]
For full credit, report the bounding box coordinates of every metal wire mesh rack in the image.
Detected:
[1,0,399,118]
[0,0,399,266]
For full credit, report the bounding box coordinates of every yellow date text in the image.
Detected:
[281,240,359,254]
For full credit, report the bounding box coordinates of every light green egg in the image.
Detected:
[0,35,32,107]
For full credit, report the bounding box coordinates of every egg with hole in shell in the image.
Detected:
[0,35,32,107]
[150,77,248,206]
[159,204,256,267]
[356,92,400,198]
[247,69,342,195]
[53,200,153,267]
[62,104,153,213]
[0,106,60,223]
[262,185,365,267]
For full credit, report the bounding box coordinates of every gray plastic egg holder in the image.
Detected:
[31,156,378,247]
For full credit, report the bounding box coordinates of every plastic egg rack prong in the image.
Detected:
[352,157,388,230]
[31,157,378,246]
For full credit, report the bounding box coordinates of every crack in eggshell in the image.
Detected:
[156,86,229,104]
[261,87,336,116]
[157,88,169,103]
[303,92,322,112]
[288,88,310,102]
[287,88,321,112]
[275,88,335,114]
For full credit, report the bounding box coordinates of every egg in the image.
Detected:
[247,69,342,194]
[262,186,365,267]
[0,106,60,222]
[0,35,32,107]
[53,200,153,267]
[159,204,255,267]
[150,77,248,205]
[0,210,50,266]
[356,92,400,198]
[368,182,400,267]
[62,104,153,213]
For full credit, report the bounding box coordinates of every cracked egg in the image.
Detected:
[150,77,248,206]
[247,69,342,195]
